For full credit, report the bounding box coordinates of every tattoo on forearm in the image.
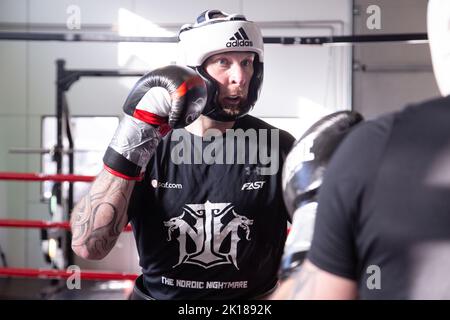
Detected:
[71,170,134,257]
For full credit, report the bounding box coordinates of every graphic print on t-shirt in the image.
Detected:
[163,201,253,270]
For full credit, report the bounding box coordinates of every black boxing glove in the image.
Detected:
[280,111,364,279]
[103,65,207,180]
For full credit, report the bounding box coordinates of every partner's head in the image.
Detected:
[428,0,450,97]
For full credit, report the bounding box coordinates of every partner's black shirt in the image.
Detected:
[308,96,450,299]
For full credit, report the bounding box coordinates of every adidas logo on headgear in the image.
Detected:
[226,27,253,47]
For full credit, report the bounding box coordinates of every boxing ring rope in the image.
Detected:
[0,171,138,282]
[0,218,137,281]
[0,267,138,281]
[0,219,132,232]
[0,171,95,182]
[0,31,428,45]
[0,217,136,281]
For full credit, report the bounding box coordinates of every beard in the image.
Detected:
[219,97,249,116]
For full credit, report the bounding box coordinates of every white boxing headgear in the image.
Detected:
[178,10,264,66]
[178,10,264,121]
[428,0,450,97]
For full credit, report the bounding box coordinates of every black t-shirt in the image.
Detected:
[308,96,450,299]
[128,115,295,300]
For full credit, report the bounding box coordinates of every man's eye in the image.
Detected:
[218,58,228,66]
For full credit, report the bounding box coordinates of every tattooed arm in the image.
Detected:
[270,260,358,300]
[70,169,135,260]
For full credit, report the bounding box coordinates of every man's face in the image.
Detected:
[203,52,255,116]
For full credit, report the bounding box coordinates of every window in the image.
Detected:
[41,116,119,203]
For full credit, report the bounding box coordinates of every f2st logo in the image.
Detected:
[241,181,266,191]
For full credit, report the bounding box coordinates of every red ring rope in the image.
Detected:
[0,267,138,281]
[0,219,132,232]
[0,172,137,283]
[0,172,95,182]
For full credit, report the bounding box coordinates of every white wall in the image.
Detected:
[0,0,352,273]
[353,0,440,119]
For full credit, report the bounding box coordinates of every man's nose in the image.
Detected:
[229,64,246,86]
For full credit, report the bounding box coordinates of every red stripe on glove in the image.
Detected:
[133,109,168,126]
